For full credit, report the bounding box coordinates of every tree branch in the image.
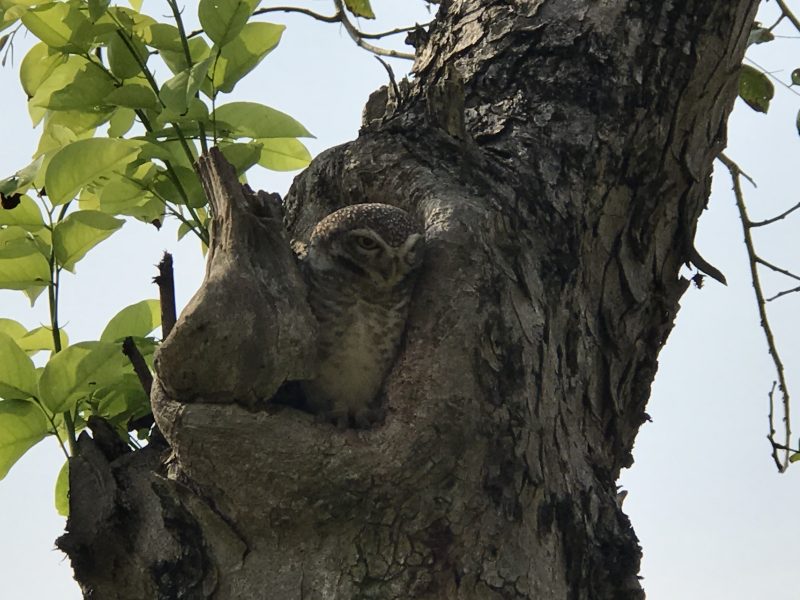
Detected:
[719,153,793,472]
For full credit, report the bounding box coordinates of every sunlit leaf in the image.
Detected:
[214,101,311,139]
[38,341,127,414]
[45,138,143,204]
[0,400,49,480]
[199,0,259,46]
[19,2,94,53]
[53,210,124,272]
[0,332,38,400]
[0,228,50,292]
[0,319,26,340]
[344,0,375,19]
[107,29,147,79]
[0,195,44,231]
[258,138,312,171]
[17,326,68,355]
[101,299,161,342]
[211,22,283,93]
[105,82,160,109]
[54,459,69,516]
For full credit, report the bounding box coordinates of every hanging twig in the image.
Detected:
[718,153,793,472]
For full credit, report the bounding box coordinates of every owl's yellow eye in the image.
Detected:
[354,235,379,250]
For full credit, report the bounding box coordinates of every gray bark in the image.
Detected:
[57,1,759,598]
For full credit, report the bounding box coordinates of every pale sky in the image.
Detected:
[1,2,798,598]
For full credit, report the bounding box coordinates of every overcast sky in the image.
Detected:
[1,2,798,598]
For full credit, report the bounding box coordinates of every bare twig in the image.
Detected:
[767,285,800,302]
[776,0,800,33]
[755,257,800,283]
[357,22,432,40]
[331,0,415,59]
[154,252,177,339]
[253,6,340,23]
[750,200,800,227]
[719,153,792,472]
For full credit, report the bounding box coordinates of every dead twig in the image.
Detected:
[719,153,792,472]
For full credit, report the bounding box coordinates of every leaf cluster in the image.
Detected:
[0,0,315,514]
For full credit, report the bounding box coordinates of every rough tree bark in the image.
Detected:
[57,1,759,598]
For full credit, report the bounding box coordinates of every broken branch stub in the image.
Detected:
[153,148,316,410]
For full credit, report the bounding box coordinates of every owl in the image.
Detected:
[299,203,424,427]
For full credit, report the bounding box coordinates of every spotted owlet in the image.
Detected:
[300,203,424,427]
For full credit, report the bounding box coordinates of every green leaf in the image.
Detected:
[108,107,137,137]
[107,30,148,79]
[38,341,127,414]
[0,332,38,400]
[161,36,210,75]
[19,42,65,99]
[0,194,44,231]
[738,65,773,113]
[0,319,27,340]
[45,138,143,204]
[53,210,124,272]
[105,82,160,109]
[0,400,49,480]
[214,101,311,139]
[88,0,111,22]
[258,138,312,171]
[344,0,375,19]
[219,142,262,174]
[0,228,50,293]
[91,371,149,426]
[17,326,68,355]
[199,0,259,46]
[160,58,212,114]
[97,174,163,222]
[789,452,800,464]
[101,299,161,342]
[142,22,183,52]
[20,2,94,53]
[54,459,69,516]
[211,22,284,93]
[30,57,115,113]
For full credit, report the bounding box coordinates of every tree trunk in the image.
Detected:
[57,1,759,598]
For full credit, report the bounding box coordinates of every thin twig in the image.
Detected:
[331,0,415,60]
[755,256,800,283]
[776,0,800,33]
[358,22,432,40]
[749,200,800,227]
[254,5,340,22]
[767,285,800,302]
[719,153,792,472]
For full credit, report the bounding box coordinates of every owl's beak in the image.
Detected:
[379,257,401,285]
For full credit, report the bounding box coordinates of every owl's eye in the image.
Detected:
[353,235,379,251]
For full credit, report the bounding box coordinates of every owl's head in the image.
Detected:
[307,203,424,288]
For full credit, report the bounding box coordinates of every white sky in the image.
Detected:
[1,2,798,598]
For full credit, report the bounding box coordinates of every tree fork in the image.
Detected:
[58,1,759,598]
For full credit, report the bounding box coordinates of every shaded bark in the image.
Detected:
[58,1,759,598]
